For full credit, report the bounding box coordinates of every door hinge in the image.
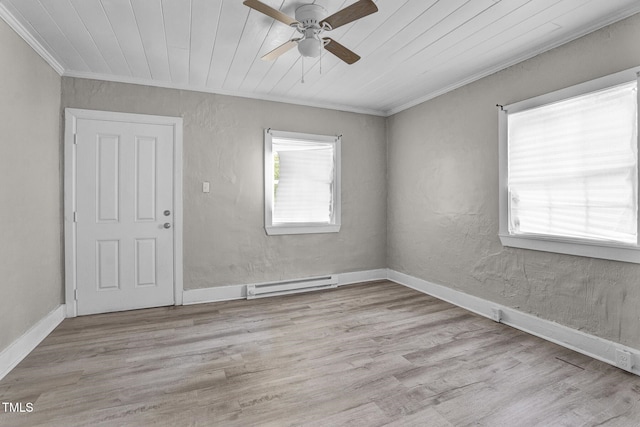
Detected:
[74,289,78,300]
[73,211,78,223]
[73,133,78,145]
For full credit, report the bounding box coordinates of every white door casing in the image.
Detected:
[65,109,183,317]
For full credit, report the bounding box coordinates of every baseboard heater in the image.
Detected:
[246,276,338,299]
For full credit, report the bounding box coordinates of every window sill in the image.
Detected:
[266,224,341,236]
[499,233,640,264]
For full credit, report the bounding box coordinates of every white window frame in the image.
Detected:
[498,66,640,263]
[264,129,341,236]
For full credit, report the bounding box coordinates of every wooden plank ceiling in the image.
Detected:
[2,0,640,116]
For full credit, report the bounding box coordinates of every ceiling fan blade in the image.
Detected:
[321,0,378,30]
[262,40,298,61]
[243,0,298,26]
[323,38,361,64]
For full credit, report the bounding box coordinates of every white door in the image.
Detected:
[75,118,175,315]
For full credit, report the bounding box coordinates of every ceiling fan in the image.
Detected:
[243,0,378,65]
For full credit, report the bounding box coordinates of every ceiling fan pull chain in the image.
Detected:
[319,38,323,75]
[301,56,305,84]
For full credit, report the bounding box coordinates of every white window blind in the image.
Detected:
[273,139,334,224]
[508,81,638,244]
[264,129,341,235]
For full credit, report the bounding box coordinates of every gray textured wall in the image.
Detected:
[61,78,387,289]
[0,19,62,352]
[387,14,640,349]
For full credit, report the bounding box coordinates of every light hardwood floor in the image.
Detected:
[1,281,639,426]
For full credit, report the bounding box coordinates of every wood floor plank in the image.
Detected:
[1,281,639,426]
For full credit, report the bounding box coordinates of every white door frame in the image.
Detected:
[64,108,184,318]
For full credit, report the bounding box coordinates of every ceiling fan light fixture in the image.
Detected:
[297,36,322,58]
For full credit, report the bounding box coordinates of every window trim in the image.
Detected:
[498,66,640,263]
[264,129,341,236]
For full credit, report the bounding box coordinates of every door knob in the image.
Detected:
[163,223,171,229]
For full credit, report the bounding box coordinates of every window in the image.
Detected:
[264,129,341,235]
[499,67,640,263]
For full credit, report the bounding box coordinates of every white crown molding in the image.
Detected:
[4,0,638,118]
[62,70,388,117]
[0,305,65,382]
[0,2,64,76]
[384,4,640,116]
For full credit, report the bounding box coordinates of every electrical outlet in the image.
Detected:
[491,308,502,323]
[616,349,634,372]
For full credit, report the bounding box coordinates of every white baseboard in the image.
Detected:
[183,284,246,305]
[387,269,640,376]
[0,305,66,381]
[6,271,635,383]
[152,268,640,376]
[337,269,387,286]
[182,269,387,305]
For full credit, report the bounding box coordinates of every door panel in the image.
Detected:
[135,238,157,286]
[135,136,157,222]
[96,240,120,290]
[96,134,119,222]
[75,119,175,315]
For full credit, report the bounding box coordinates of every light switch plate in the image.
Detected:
[203,181,210,193]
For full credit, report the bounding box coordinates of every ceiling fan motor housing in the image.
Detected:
[295,4,327,58]
[295,4,327,28]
